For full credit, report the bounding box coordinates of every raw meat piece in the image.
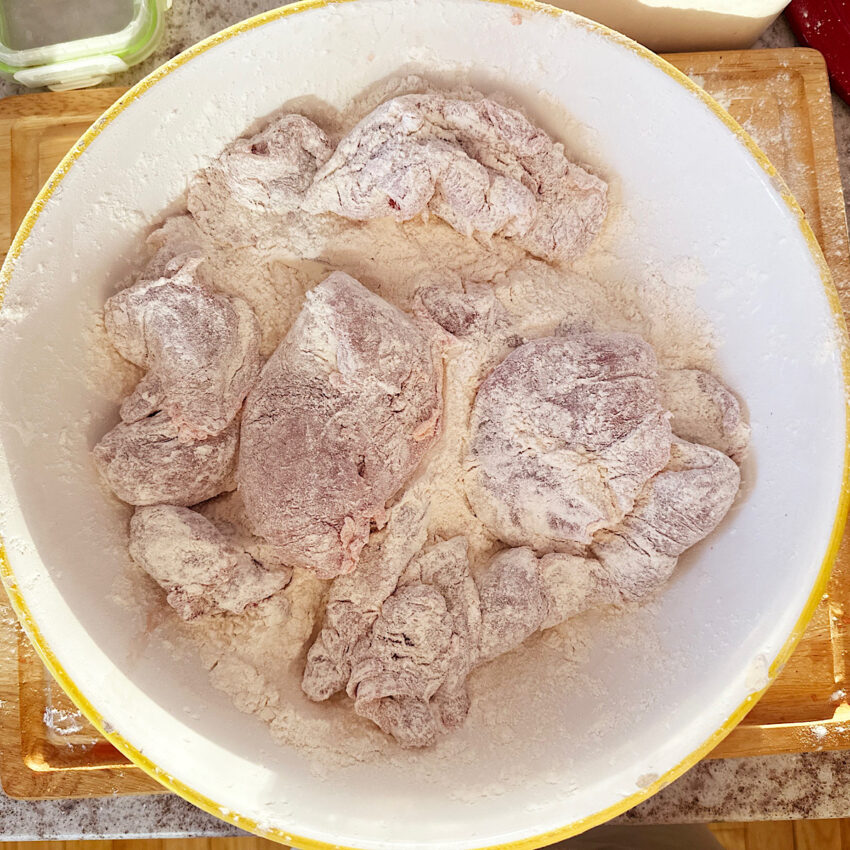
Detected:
[475,547,614,663]
[93,412,237,507]
[348,537,481,748]
[140,214,206,282]
[104,253,261,440]
[592,439,741,601]
[304,94,608,263]
[301,489,430,700]
[478,441,740,662]
[476,547,548,663]
[475,441,740,660]
[464,332,672,548]
[659,368,750,463]
[188,113,333,248]
[238,272,442,578]
[413,283,513,339]
[129,505,292,620]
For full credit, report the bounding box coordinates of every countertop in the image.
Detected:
[0,4,849,841]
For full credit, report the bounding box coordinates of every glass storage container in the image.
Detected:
[0,0,170,91]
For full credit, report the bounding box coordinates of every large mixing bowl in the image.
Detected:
[0,0,847,847]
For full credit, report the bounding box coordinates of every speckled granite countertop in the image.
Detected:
[0,4,848,841]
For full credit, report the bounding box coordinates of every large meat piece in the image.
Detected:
[129,505,292,620]
[93,412,238,506]
[238,273,443,579]
[304,94,608,264]
[478,441,741,662]
[104,253,261,440]
[464,332,672,549]
[188,113,333,248]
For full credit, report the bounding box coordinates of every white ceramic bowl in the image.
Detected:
[0,1,847,847]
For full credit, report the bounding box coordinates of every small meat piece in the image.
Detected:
[238,272,442,578]
[301,489,430,701]
[304,94,607,263]
[104,253,261,440]
[476,547,616,663]
[348,537,480,748]
[476,547,547,663]
[352,583,453,747]
[129,505,292,620]
[592,439,741,601]
[140,214,206,282]
[93,412,237,506]
[413,283,512,339]
[188,113,333,248]
[464,333,672,548]
[659,368,750,463]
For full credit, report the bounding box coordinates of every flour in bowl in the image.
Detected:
[92,75,749,765]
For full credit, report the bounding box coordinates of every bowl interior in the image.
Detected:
[0,1,846,847]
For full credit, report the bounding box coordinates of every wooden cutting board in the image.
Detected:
[0,47,849,800]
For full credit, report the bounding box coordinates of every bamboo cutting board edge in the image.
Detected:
[0,48,848,799]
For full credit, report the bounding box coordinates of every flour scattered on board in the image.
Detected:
[43,705,84,736]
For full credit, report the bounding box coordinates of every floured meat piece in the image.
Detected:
[413,283,513,340]
[464,333,672,549]
[140,214,206,281]
[476,547,615,663]
[304,94,608,263]
[188,113,333,248]
[104,253,261,439]
[659,369,750,463]
[592,439,741,601]
[302,490,430,700]
[129,505,292,620]
[348,537,481,748]
[238,272,443,579]
[93,412,237,506]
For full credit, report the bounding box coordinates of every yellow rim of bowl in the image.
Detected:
[0,1,848,847]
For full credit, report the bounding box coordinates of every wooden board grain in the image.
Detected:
[0,596,161,798]
[0,88,124,262]
[0,48,848,799]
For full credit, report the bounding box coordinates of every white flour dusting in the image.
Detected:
[43,705,85,737]
[102,75,720,777]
